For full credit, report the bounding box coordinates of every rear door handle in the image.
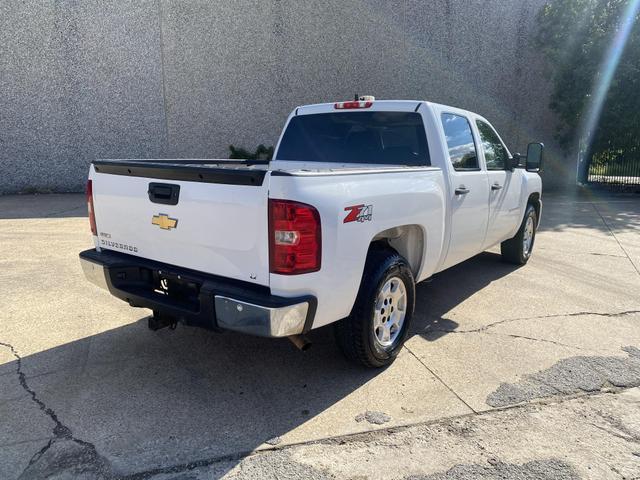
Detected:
[455,186,470,195]
[491,183,503,191]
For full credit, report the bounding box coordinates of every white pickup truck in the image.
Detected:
[80,98,543,367]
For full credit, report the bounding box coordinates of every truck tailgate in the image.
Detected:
[90,161,270,287]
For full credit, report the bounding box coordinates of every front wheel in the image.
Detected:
[334,246,415,368]
[501,204,538,265]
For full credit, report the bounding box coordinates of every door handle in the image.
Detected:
[491,183,503,191]
[455,186,470,195]
[148,182,180,205]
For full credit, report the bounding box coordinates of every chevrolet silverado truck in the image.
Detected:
[80,97,543,368]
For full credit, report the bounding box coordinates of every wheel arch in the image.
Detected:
[369,224,425,278]
[528,192,541,226]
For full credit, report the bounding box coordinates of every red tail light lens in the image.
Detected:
[269,199,321,275]
[87,180,97,235]
[334,101,373,109]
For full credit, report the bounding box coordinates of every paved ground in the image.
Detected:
[1,191,639,479]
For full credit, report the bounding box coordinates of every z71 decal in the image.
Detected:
[344,204,373,223]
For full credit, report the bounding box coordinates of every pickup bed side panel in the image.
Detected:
[268,170,446,330]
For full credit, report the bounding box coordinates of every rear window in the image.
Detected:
[275,112,430,166]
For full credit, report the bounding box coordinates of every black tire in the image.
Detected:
[501,204,538,265]
[334,245,415,368]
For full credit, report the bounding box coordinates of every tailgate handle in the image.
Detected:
[148,183,180,205]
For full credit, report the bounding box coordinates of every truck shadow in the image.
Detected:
[0,194,87,219]
[410,251,519,339]
[1,252,519,479]
[1,319,374,478]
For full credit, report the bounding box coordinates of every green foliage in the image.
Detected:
[536,0,640,152]
[228,144,274,161]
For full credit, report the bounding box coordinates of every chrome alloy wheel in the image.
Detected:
[523,214,535,257]
[373,276,407,347]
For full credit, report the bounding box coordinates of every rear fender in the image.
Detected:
[268,171,446,329]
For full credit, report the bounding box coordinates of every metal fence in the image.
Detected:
[587,144,640,190]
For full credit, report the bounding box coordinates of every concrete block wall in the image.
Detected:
[0,0,574,194]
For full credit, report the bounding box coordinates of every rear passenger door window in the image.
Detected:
[441,113,478,170]
[476,120,508,170]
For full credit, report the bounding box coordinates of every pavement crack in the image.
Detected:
[403,345,478,414]
[0,341,70,438]
[589,422,639,444]
[480,309,640,332]
[120,450,250,480]
[27,438,54,469]
[0,341,112,479]
[424,309,640,337]
[593,202,640,277]
[588,252,628,258]
[484,331,588,351]
[593,409,640,444]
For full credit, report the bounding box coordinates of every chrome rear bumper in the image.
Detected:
[79,249,316,337]
[214,296,309,337]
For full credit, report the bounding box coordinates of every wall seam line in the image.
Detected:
[156,0,171,155]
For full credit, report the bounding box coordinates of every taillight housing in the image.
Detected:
[269,199,321,275]
[87,179,97,235]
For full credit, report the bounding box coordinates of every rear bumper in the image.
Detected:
[79,249,316,337]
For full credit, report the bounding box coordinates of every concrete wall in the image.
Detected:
[0,0,574,195]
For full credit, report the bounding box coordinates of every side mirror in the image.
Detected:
[526,142,544,172]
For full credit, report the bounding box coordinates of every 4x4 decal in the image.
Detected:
[344,204,373,223]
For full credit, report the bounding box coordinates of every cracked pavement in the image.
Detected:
[1,191,639,479]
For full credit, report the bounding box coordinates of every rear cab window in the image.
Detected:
[440,113,479,170]
[275,111,430,166]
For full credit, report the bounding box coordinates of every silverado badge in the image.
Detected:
[152,213,178,230]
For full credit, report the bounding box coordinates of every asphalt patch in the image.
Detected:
[224,450,334,479]
[405,458,581,480]
[354,411,392,425]
[265,436,282,446]
[487,346,640,407]
[19,438,112,480]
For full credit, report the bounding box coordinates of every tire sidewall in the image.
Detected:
[364,258,415,363]
[521,205,538,262]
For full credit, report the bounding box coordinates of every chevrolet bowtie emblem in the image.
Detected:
[151,213,178,230]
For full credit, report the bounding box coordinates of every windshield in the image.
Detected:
[275,111,430,166]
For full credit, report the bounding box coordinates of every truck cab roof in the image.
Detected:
[295,99,478,119]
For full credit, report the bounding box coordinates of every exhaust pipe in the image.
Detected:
[288,334,311,351]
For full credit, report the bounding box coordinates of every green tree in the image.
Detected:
[228,144,274,161]
[536,0,640,154]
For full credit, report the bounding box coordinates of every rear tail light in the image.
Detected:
[334,100,373,109]
[87,179,97,235]
[269,199,321,275]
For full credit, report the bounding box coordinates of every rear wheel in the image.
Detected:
[335,246,415,368]
[501,204,538,265]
